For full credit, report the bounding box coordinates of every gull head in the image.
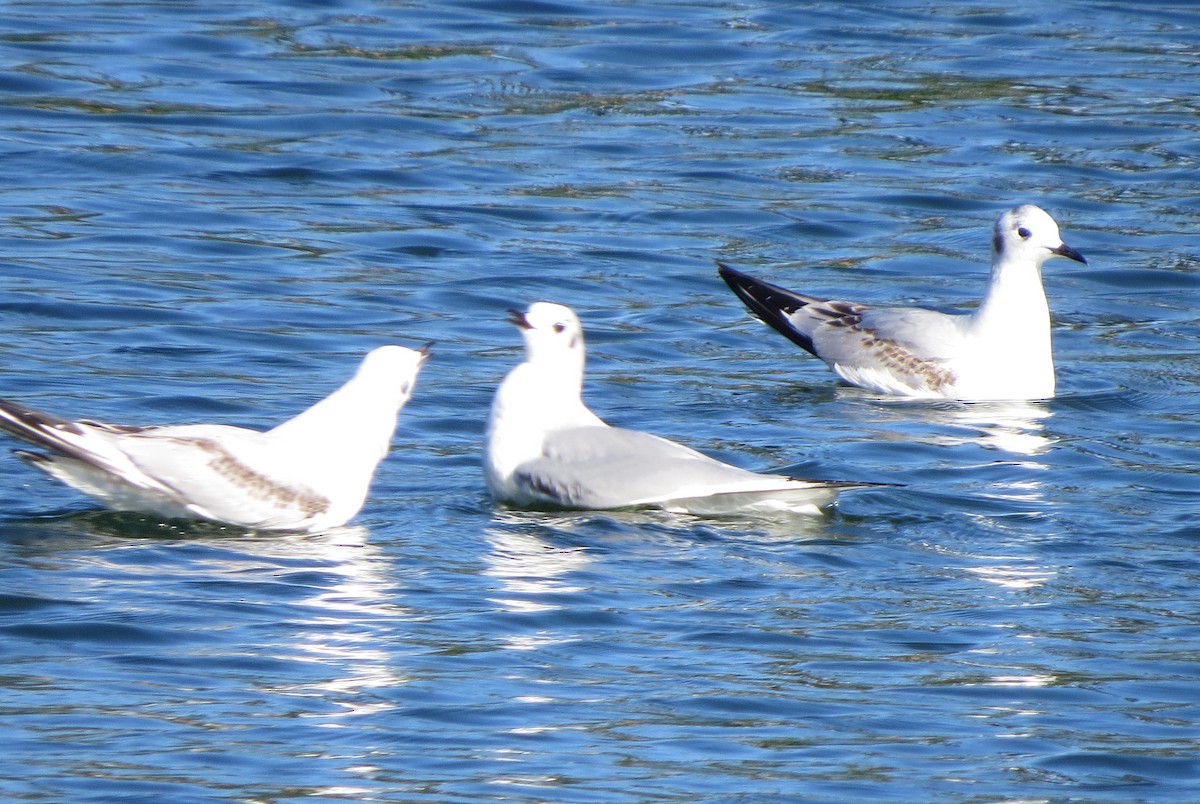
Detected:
[355,343,430,401]
[507,302,586,368]
[992,204,1087,269]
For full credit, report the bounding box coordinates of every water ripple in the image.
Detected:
[1,0,1200,801]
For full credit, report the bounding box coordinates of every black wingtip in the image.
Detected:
[0,399,79,438]
[715,261,822,357]
[715,260,757,288]
[0,400,103,469]
[12,448,50,466]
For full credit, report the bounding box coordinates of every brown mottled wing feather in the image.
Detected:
[113,426,332,528]
[807,304,964,391]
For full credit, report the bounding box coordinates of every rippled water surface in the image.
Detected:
[2,1,1199,801]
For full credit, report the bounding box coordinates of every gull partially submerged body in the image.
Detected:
[0,344,428,531]
[484,302,863,515]
[719,204,1086,400]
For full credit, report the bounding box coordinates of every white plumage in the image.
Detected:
[719,204,1087,400]
[0,344,428,531]
[484,302,862,515]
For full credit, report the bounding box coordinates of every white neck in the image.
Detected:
[484,361,604,492]
[964,257,1054,397]
[972,255,1050,330]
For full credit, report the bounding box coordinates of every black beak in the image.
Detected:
[1051,242,1087,265]
[416,342,434,362]
[506,309,532,329]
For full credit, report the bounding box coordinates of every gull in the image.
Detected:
[718,204,1087,400]
[484,302,865,515]
[0,344,429,531]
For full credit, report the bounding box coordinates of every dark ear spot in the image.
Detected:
[992,231,1003,253]
[569,335,579,349]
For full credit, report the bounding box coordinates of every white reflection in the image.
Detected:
[68,523,413,725]
[481,526,592,614]
[946,399,1054,456]
[967,563,1057,590]
[985,673,1056,687]
[250,526,412,714]
[877,398,1054,457]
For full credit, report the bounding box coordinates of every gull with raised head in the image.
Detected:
[718,204,1086,400]
[0,344,429,531]
[484,302,864,515]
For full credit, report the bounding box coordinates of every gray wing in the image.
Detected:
[718,263,968,394]
[512,426,825,510]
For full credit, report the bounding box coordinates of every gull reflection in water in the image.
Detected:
[875,399,1060,594]
[948,400,1054,457]
[952,400,1055,511]
[482,517,593,618]
[864,397,1054,458]
[861,397,1056,509]
[253,526,411,715]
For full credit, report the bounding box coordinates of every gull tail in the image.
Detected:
[717,261,824,357]
[0,399,141,478]
[0,399,93,463]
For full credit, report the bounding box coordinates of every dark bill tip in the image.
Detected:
[506,309,532,329]
[1052,242,1088,265]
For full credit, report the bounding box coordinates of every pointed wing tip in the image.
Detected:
[714,263,824,357]
[715,261,753,289]
[13,448,50,465]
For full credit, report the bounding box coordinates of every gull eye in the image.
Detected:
[1017,226,1032,239]
[553,323,566,334]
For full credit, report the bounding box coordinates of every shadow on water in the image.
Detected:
[483,497,862,550]
[0,507,372,549]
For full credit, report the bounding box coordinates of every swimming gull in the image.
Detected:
[718,204,1086,400]
[484,302,864,515]
[0,344,429,531]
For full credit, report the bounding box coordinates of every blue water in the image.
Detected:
[2,1,1199,801]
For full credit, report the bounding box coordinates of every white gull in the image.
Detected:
[484,302,865,515]
[718,204,1086,400]
[0,344,428,531]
